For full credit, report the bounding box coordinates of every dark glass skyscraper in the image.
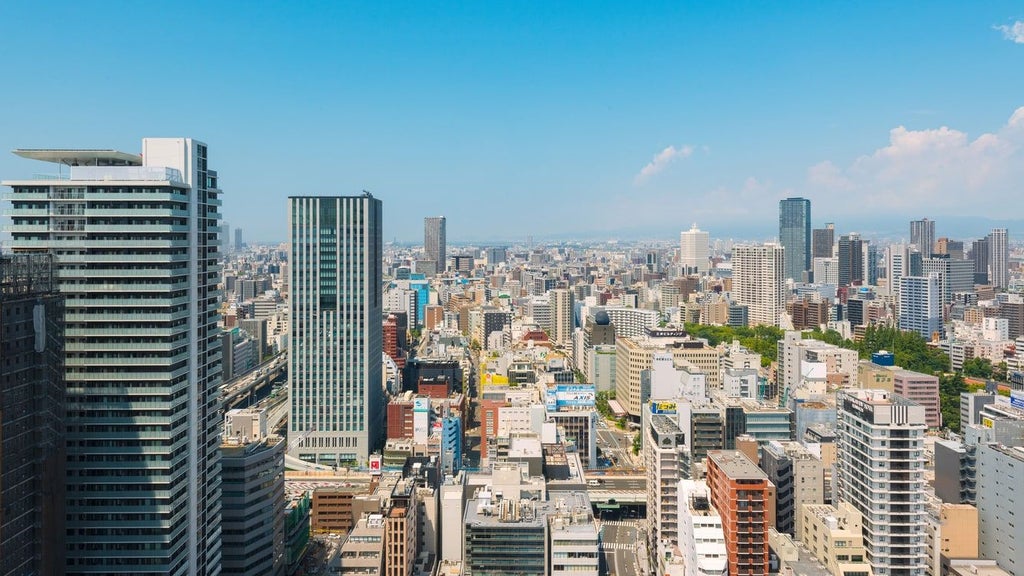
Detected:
[0,254,65,576]
[424,216,446,275]
[779,197,811,282]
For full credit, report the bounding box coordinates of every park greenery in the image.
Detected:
[684,322,1010,433]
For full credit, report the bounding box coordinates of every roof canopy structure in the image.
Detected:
[13,149,142,166]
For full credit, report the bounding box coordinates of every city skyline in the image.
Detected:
[1,3,1023,242]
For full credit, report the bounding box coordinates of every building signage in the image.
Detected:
[546,384,596,410]
[1011,390,1024,410]
[650,400,677,414]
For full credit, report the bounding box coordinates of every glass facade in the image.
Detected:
[778,197,811,282]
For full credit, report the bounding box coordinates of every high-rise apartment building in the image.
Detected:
[3,140,224,574]
[0,254,65,576]
[836,389,928,576]
[812,223,835,259]
[732,243,785,327]
[759,440,823,536]
[289,194,384,465]
[550,288,574,346]
[707,450,775,576]
[899,273,942,340]
[646,413,687,565]
[424,216,446,275]
[976,443,1024,576]
[910,218,935,256]
[680,223,711,275]
[988,228,1009,289]
[779,197,811,282]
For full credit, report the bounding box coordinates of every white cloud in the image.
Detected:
[633,144,695,185]
[806,106,1024,215]
[995,21,1024,43]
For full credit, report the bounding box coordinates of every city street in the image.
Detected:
[600,520,645,576]
[595,418,638,468]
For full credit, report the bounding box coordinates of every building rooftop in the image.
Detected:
[707,450,768,480]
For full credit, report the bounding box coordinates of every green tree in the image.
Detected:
[962,358,993,379]
[632,432,642,455]
[940,372,968,432]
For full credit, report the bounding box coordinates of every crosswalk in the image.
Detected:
[601,542,637,551]
[601,520,641,528]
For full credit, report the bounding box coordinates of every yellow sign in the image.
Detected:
[982,417,994,428]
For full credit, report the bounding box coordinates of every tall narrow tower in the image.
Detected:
[289,194,384,465]
[910,218,935,257]
[732,243,785,327]
[3,139,224,575]
[988,228,1009,289]
[679,223,710,276]
[779,197,811,282]
[424,216,446,275]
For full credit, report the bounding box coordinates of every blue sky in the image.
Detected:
[2,1,1023,243]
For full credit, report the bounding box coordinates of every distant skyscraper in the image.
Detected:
[235,226,244,251]
[812,222,835,259]
[679,223,710,275]
[779,197,811,282]
[732,243,785,327]
[971,237,990,285]
[910,218,935,256]
[424,216,446,275]
[4,139,224,574]
[0,254,65,576]
[836,389,928,576]
[899,273,943,340]
[837,233,864,287]
[988,228,1009,289]
[289,194,384,465]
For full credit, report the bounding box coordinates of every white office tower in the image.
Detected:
[677,479,727,576]
[886,244,913,297]
[899,273,942,340]
[988,228,1009,289]
[3,139,224,575]
[836,389,927,576]
[680,223,710,275]
[550,288,575,345]
[732,243,785,327]
[424,216,446,275]
[289,194,384,465]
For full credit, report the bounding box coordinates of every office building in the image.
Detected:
[910,218,935,256]
[4,140,224,574]
[925,502,978,576]
[707,450,775,576]
[837,233,865,287]
[680,223,711,275]
[463,490,548,576]
[732,243,785,327]
[922,256,975,306]
[0,254,65,576]
[424,216,446,275]
[235,227,243,251]
[972,237,990,285]
[988,228,1009,289]
[551,288,574,346]
[812,223,835,259]
[779,197,811,282]
[976,443,1024,576]
[220,436,286,576]
[760,440,824,536]
[892,369,941,428]
[836,389,928,576]
[899,273,943,341]
[289,194,384,465]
